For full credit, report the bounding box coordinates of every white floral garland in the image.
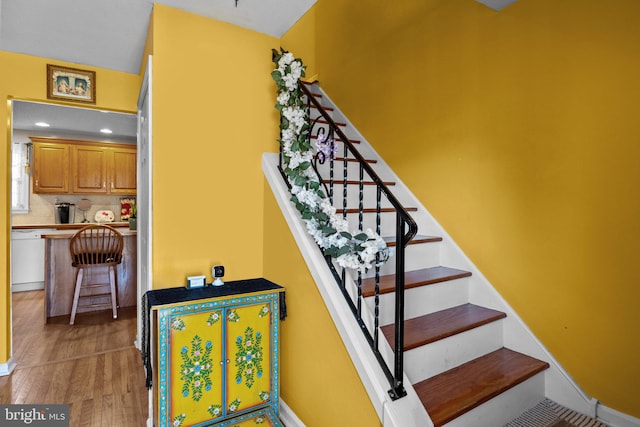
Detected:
[271,49,391,272]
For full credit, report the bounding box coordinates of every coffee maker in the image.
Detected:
[54,202,76,224]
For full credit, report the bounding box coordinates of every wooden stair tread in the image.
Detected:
[381,304,506,351]
[383,234,442,247]
[310,104,334,111]
[335,157,377,164]
[415,348,550,427]
[310,134,360,144]
[361,266,471,297]
[323,180,395,186]
[315,118,347,127]
[336,207,417,214]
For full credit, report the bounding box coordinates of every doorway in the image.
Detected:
[9,100,138,355]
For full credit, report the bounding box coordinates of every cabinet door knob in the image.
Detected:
[35,179,39,188]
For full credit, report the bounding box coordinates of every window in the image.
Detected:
[11,142,30,214]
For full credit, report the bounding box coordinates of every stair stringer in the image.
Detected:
[309,85,599,419]
[263,152,433,427]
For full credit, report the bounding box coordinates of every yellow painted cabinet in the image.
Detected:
[152,281,284,427]
[32,142,70,193]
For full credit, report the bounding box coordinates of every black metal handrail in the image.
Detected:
[278,81,418,400]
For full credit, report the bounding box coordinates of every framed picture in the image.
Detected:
[47,64,96,104]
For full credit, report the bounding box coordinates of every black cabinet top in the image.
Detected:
[145,277,284,308]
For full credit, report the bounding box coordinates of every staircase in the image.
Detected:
[264,80,595,427]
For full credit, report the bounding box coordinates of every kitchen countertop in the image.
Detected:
[12,222,131,230]
[41,228,136,239]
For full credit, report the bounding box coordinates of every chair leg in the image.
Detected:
[70,268,84,325]
[109,266,118,319]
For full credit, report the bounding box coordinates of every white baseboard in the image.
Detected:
[280,399,305,427]
[0,358,16,376]
[598,403,640,427]
[12,282,44,292]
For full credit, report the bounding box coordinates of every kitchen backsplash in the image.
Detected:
[12,193,127,225]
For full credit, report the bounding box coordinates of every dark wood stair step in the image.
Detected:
[361,266,471,297]
[311,134,360,144]
[415,348,550,427]
[335,157,377,164]
[336,207,417,214]
[323,180,395,186]
[383,235,442,247]
[382,304,506,351]
[310,104,334,111]
[316,118,347,127]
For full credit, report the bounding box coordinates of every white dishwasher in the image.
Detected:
[11,229,56,292]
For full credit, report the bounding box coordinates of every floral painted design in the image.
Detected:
[207,403,223,419]
[234,327,263,388]
[179,335,213,402]
[258,304,270,318]
[206,311,221,326]
[228,397,241,413]
[171,318,185,331]
[258,391,270,402]
[172,413,186,426]
[227,309,240,323]
[254,417,266,424]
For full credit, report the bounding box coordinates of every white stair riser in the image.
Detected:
[342,213,411,236]
[359,243,442,278]
[443,373,546,427]
[364,278,469,326]
[317,181,402,205]
[315,160,393,180]
[388,321,505,384]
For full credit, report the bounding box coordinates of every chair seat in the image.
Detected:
[69,225,124,325]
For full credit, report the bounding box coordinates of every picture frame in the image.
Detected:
[47,64,96,104]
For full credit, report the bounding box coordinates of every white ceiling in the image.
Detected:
[12,100,138,141]
[474,0,518,11]
[2,0,315,139]
[0,0,316,75]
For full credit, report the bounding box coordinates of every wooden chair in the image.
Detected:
[69,224,124,325]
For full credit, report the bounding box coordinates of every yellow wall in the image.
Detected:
[0,50,140,364]
[263,181,381,427]
[148,5,280,287]
[279,6,318,80]
[284,0,640,417]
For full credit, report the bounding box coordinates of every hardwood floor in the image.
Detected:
[0,290,149,426]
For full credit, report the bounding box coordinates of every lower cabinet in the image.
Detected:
[152,282,284,427]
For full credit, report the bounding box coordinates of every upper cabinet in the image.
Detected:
[31,137,136,195]
[32,142,70,193]
[71,144,108,193]
[109,147,137,194]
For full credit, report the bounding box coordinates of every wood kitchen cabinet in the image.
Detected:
[109,146,136,194]
[31,137,136,195]
[32,142,70,193]
[71,144,108,193]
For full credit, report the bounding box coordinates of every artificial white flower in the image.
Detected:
[277,92,290,105]
[278,52,294,70]
[272,50,390,272]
